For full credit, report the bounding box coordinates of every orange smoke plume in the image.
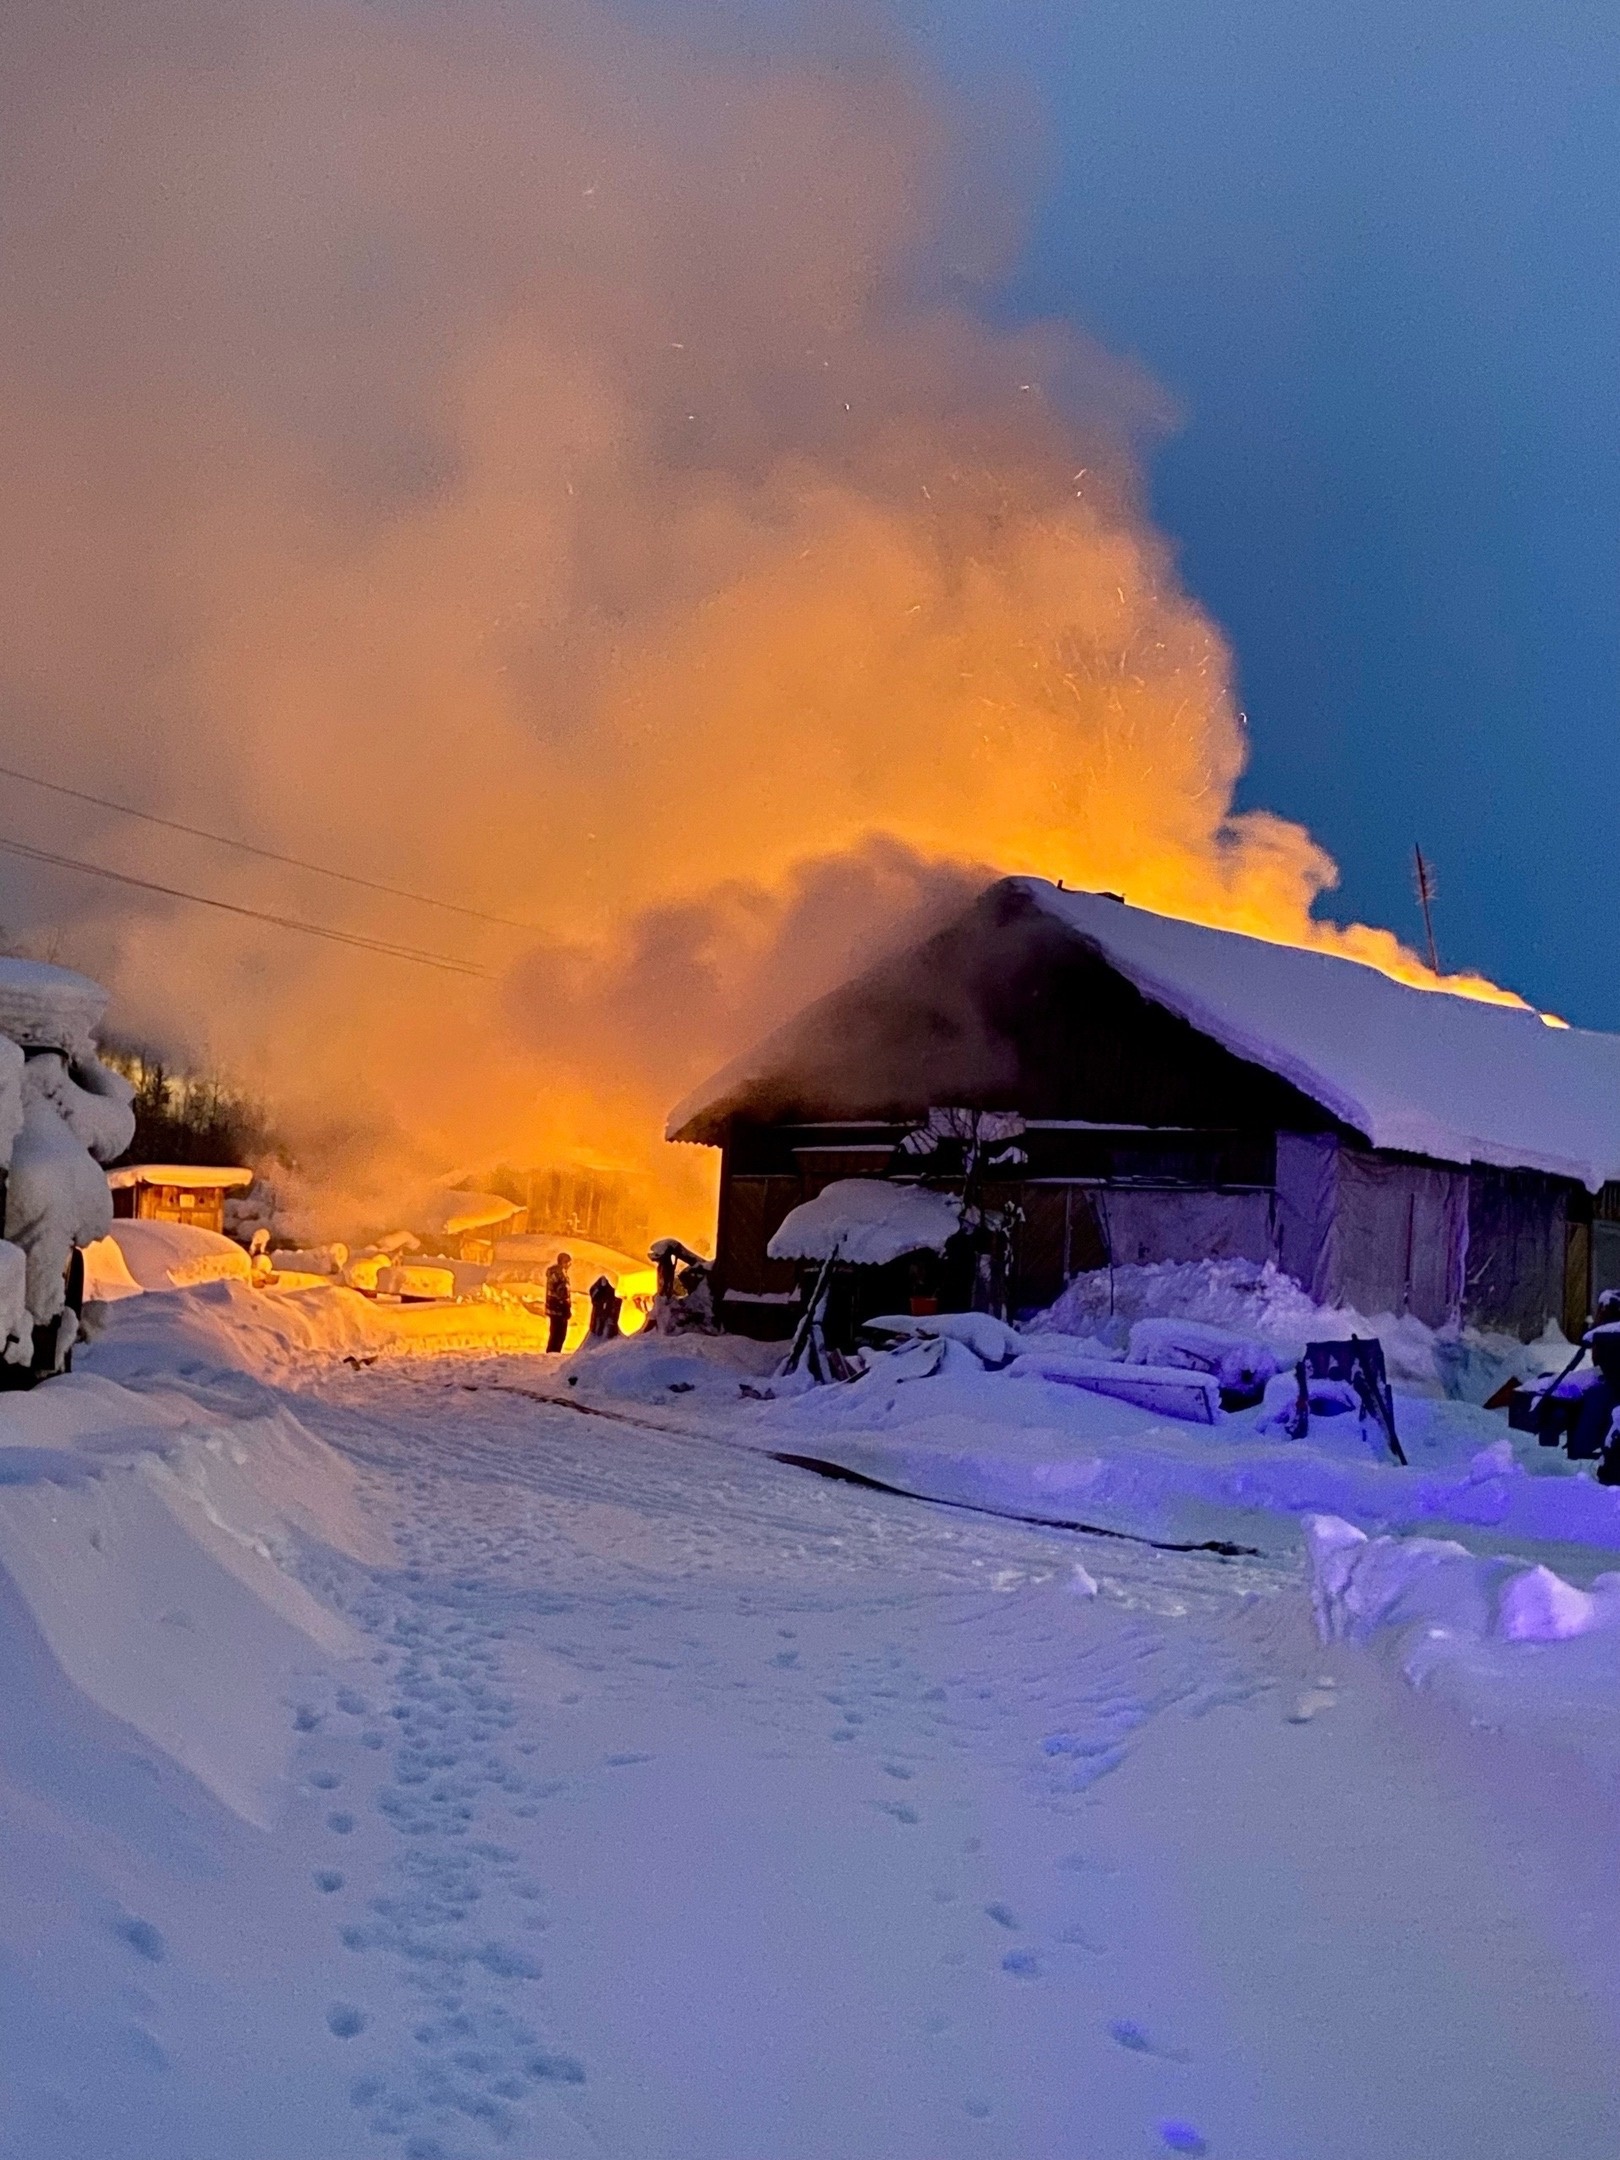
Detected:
[0,0,1536,1236]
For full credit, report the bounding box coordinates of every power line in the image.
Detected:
[0,757,536,930]
[0,835,488,977]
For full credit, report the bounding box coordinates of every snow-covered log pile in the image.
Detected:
[0,958,134,1376]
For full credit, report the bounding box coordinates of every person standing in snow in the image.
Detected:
[545,1251,573,1354]
[587,1272,622,1341]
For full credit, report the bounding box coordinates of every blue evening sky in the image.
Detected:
[915,0,1620,1023]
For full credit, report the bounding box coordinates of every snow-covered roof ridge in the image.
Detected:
[1018,880,1620,1190]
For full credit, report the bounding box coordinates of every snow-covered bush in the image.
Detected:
[0,959,136,1376]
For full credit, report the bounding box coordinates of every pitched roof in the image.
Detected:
[670,877,1620,1190]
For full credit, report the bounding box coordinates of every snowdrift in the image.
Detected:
[98,1220,254,1291]
[1301,1511,1620,1745]
[82,1276,557,1396]
[0,1368,389,1827]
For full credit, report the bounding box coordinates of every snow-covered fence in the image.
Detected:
[0,959,135,1381]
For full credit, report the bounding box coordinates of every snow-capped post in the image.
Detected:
[767,1183,964,1382]
[0,958,135,1383]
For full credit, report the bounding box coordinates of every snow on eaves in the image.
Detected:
[1021,881,1620,1191]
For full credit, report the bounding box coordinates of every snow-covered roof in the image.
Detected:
[670,878,1620,1191]
[416,1188,524,1238]
[1020,882,1620,1190]
[107,1164,253,1189]
[0,957,109,1058]
[768,1180,963,1266]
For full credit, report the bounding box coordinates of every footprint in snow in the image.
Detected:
[1288,1678,1339,1724]
[327,2003,368,2039]
[112,1916,166,1963]
[314,1870,345,1893]
[527,2051,586,2084]
[1001,1949,1039,1978]
[326,1810,356,1834]
[1158,2122,1208,2155]
[984,1902,1019,1930]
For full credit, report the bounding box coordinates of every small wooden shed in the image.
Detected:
[108,1163,253,1236]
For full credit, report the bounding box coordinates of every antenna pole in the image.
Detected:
[1413,844,1440,975]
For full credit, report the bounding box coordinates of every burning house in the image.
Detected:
[669,878,1620,1341]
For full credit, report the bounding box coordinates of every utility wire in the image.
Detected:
[0,757,535,931]
[0,835,489,977]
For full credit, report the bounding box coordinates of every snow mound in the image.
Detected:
[381,1261,461,1301]
[560,1328,783,1409]
[82,1277,558,1396]
[1038,1258,1324,1352]
[1127,1318,1280,1396]
[108,1220,253,1290]
[1304,1513,1620,1673]
[80,1232,144,1301]
[416,1187,520,1239]
[1496,1564,1604,1642]
[0,957,109,1057]
[864,1311,1023,1366]
[1033,1256,1565,1402]
[768,1180,962,1265]
[0,1370,388,1825]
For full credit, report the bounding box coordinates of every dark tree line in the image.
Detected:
[100,1047,278,1171]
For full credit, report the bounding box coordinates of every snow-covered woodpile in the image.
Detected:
[0,958,135,1380]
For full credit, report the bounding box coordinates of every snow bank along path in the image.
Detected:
[5,1291,1620,2157]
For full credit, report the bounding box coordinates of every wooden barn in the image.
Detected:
[667,878,1620,1341]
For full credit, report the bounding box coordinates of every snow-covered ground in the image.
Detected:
[6,1283,1620,2157]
